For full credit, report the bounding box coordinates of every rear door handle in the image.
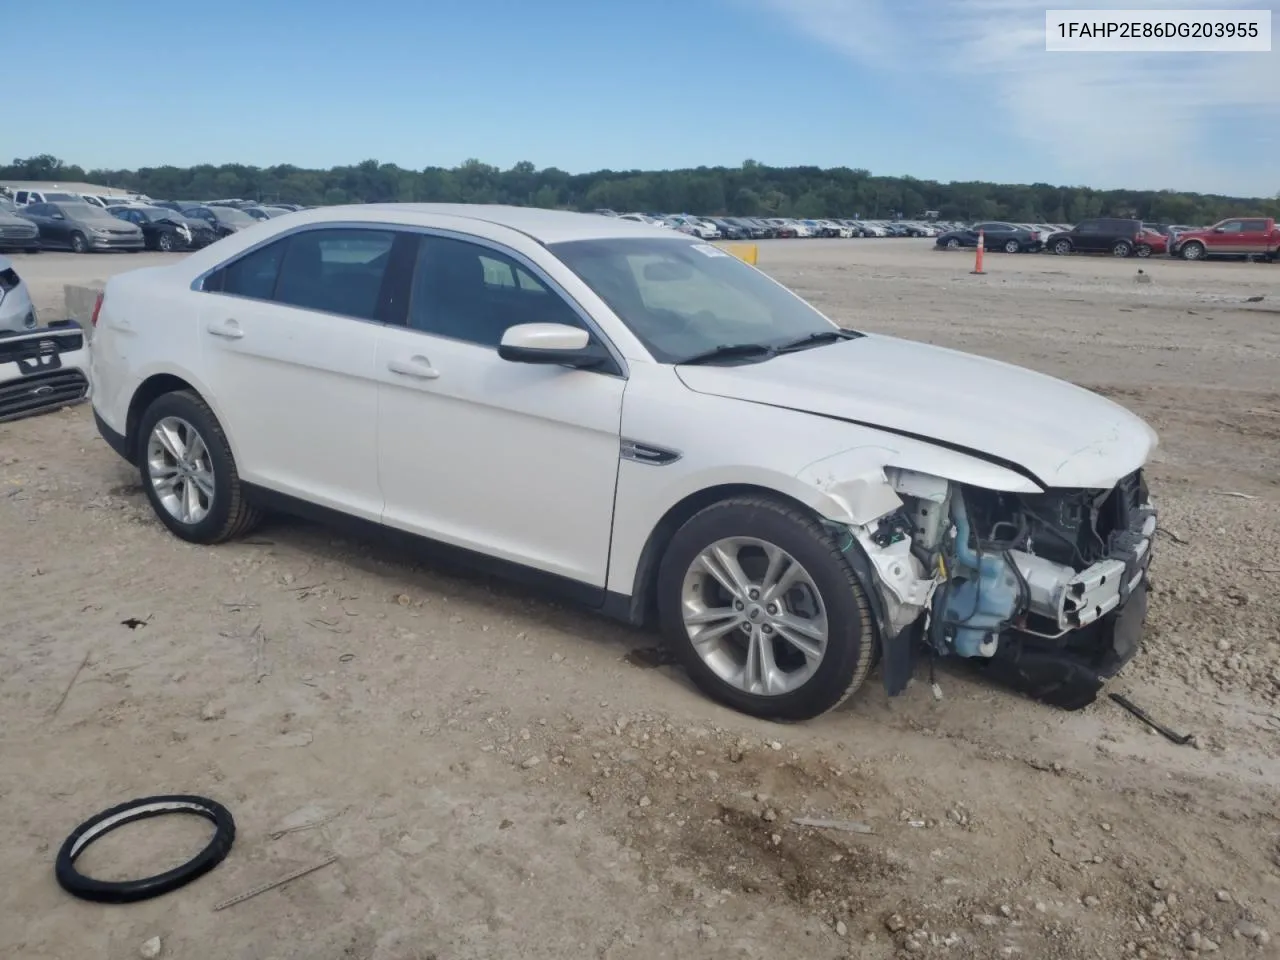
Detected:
[387,356,440,380]
[206,319,244,340]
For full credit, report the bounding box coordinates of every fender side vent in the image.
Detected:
[620,439,681,466]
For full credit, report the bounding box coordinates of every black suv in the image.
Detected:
[1044,218,1144,257]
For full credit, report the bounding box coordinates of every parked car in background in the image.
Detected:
[12,189,79,206]
[1044,219,1144,257]
[20,201,144,253]
[181,204,258,237]
[1169,217,1280,261]
[0,198,41,253]
[0,318,90,422]
[0,256,38,332]
[1134,227,1168,258]
[935,222,1040,253]
[108,205,198,252]
[707,217,751,240]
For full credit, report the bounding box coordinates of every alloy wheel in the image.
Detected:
[146,416,215,525]
[680,537,828,696]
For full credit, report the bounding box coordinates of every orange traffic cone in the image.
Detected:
[971,230,986,275]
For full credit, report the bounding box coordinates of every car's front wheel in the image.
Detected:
[136,390,262,544]
[945,238,960,249]
[1135,244,1152,258]
[158,232,175,252]
[69,232,88,254]
[656,496,875,721]
[1180,241,1205,261]
[1052,239,1072,255]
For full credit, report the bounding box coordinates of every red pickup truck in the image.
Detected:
[1170,217,1280,261]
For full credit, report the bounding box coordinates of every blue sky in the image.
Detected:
[11,0,1278,195]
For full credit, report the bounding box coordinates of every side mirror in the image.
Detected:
[1213,226,1225,233]
[52,213,66,220]
[498,323,606,369]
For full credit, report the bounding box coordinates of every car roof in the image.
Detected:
[287,203,687,243]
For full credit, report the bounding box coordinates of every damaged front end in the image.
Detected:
[834,468,1157,710]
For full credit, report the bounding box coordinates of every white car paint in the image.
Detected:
[88,203,1158,717]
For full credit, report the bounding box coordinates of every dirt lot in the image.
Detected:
[3,241,1278,960]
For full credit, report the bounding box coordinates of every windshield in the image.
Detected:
[549,237,847,364]
[63,202,115,220]
[211,207,255,224]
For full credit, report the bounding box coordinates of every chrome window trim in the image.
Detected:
[189,219,630,379]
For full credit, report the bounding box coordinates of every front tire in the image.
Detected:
[1053,239,1072,255]
[69,232,88,254]
[656,496,875,721]
[945,238,960,249]
[136,390,261,544]
[1181,241,1205,261]
[158,232,175,252]
[1135,244,1152,258]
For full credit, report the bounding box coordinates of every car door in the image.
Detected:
[375,231,625,588]
[1072,220,1102,253]
[196,226,399,519]
[1207,219,1243,254]
[1237,219,1269,257]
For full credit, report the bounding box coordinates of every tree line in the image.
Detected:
[5,154,1276,225]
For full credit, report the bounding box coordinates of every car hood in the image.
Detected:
[675,334,1157,490]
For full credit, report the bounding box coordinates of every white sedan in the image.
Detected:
[89,204,1159,719]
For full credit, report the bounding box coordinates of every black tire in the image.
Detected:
[1135,244,1152,258]
[158,232,175,252]
[945,238,960,249]
[55,795,236,904]
[656,496,875,721]
[1004,239,1020,254]
[1052,239,1072,255]
[1180,241,1205,261]
[136,389,262,544]
[69,232,88,254]
[1111,241,1133,257]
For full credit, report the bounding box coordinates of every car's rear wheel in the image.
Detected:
[1111,241,1134,257]
[137,390,262,544]
[69,232,88,254]
[1003,239,1021,254]
[656,496,875,721]
[1052,239,1072,255]
[1181,241,1205,261]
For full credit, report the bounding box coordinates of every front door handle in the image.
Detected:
[387,356,440,380]
[206,319,244,340]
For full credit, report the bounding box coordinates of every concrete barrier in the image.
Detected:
[64,283,105,339]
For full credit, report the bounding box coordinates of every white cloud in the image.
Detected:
[747,0,1280,195]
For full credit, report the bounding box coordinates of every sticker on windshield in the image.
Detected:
[690,243,729,257]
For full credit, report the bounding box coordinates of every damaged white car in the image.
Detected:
[88,205,1157,719]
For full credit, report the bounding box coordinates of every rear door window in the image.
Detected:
[272,228,397,320]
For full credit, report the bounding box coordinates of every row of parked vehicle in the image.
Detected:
[934,217,1280,261]
[0,192,311,254]
[596,210,956,240]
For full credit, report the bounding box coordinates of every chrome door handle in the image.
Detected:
[387,356,440,380]
[206,319,244,340]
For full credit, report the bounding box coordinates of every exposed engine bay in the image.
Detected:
[840,467,1157,709]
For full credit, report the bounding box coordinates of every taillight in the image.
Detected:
[90,291,104,327]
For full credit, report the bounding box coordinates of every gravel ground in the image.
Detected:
[2,241,1277,960]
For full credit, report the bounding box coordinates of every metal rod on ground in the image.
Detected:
[213,855,338,911]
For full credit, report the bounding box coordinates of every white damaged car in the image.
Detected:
[88,205,1157,718]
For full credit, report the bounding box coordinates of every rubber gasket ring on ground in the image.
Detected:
[55,795,236,903]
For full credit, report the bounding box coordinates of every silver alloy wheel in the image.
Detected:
[945,238,959,249]
[1053,240,1071,255]
[146,416,215,525]
[1182,242,1203,260]
[1112,242,1131,257]
[680,537,828,696]
[1004,239,1020,253]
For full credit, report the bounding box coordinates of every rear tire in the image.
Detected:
[656,496,875,721]
[136,390,262,544]
[1111,240,1133,257]
[1003,239,1020,254]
